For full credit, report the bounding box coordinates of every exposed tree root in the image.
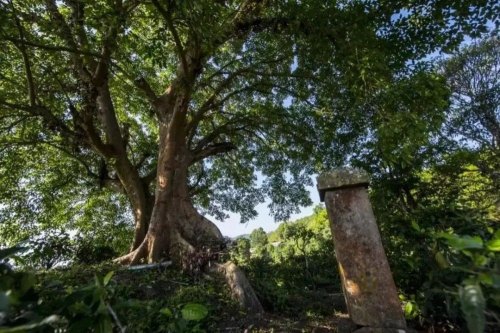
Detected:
[115,202,223,265]
[214,261,264,315]
[114,202,263,314]
[114,241,148,265]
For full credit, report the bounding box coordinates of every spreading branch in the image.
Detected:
[133,77,159,104]
[0,35,102,58]
[0,101,74,138]
[93,1,126,86]
[0,139,121,190]
[191,142,236,164]
[187,68,250,135]
[44,0,92,81]
[151,0,189,75]
[10,2,36,106]
[188,82,270,145]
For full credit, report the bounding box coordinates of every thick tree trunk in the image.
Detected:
[116,90,223,265]
[112,60,263,313]
[116,165,223,265]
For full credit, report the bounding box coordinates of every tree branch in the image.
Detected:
[9,1,36,106]
[0,100,75,138]
[0,35,102,58]
[191,142,236,164]
[151,0,189,75]
[44,0,93,81]
[0,139,102,182]
[133,76,159,104]
[187,83,267,146]
[93,0,125,86]
[95,84,126,153]
[187,68,249,135]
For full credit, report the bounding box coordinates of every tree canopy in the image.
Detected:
[0,0,498,263]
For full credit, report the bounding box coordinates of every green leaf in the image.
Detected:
[459,284,485,333]
[434,252,450,269]
[473,254,489,267]
[486,238,500,252]
[181,303,208,321]
[159,308,173,318]
[434,251,449,269]
[403,297,419,320]
[404,302,414,318]
[478,273,493,286]
[411,220,421,232]
[438,233,484,251]
[103,271,114,286]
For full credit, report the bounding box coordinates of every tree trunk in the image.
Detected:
[113,150,153,251]
[93,79,154,252]
[116,164,223,265]
[116,90,223,265]
[112,60,263,314]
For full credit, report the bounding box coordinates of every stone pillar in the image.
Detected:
[317,168,406,331]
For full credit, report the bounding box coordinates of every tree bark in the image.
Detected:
[116,89,223,265]
[113,157,153,251]
[116,163,223,265]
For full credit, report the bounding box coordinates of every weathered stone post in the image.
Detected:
[317,168,407,332]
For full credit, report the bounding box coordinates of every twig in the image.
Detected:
[107,303,126,333]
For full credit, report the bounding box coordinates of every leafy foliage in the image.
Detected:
[362,38,500,331]
[0,245,58,331]
[231,207,341,316]
[0,254,240,332]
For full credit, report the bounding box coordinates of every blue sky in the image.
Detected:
[213,180,321,238]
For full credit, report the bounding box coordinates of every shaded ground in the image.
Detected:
[37,263,352,332]
[36,263,458,332]
[216,312,353,332]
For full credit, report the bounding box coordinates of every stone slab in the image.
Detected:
[317,168,369,201]
[323,186,406,329]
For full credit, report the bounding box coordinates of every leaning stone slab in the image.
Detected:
[318,169,406,329]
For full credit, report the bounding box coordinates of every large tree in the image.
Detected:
[0,0,497,264]
[441,37,500,193]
